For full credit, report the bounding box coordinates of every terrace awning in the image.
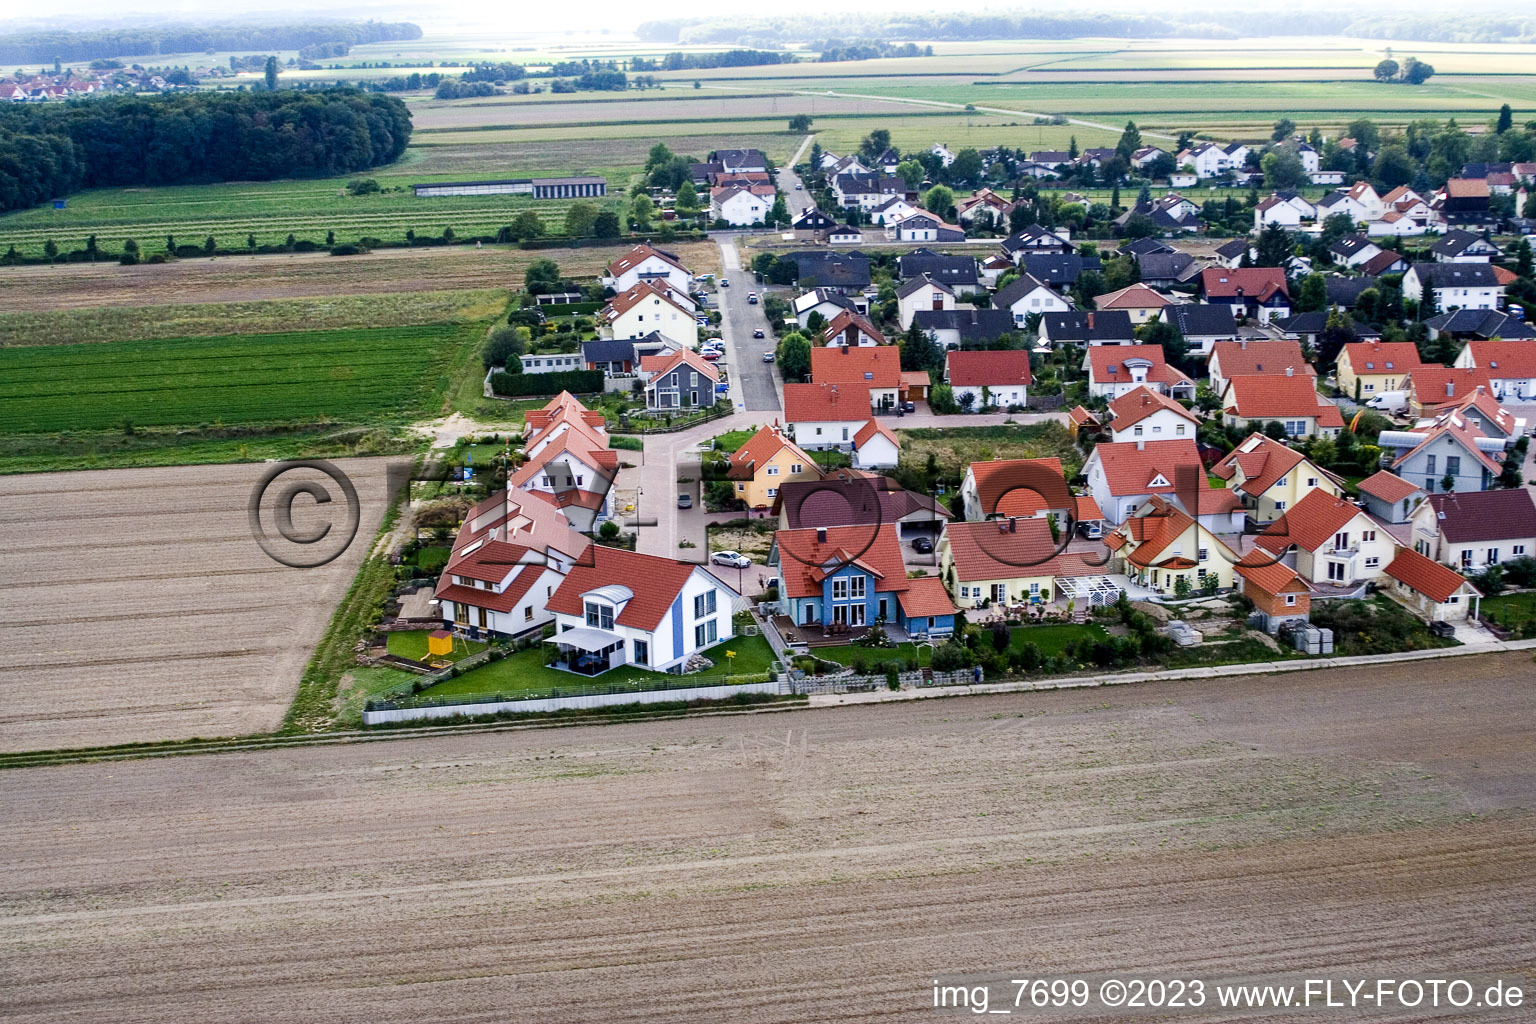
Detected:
[544,627,623,652]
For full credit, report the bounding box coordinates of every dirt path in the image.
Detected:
[1,653,1532,1022]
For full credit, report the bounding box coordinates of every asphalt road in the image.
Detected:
[715,238,781,412]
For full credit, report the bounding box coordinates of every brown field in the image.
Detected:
[0,460,396,752]
[412,93,919,130]
[1,654,1532,1021]
[397,134,794,175]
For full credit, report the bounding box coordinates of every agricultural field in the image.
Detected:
[0,323,477,434]
[0,459,396,752]
[2,653,1532,1018]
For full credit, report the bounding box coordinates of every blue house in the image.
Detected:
[771,525,956,637]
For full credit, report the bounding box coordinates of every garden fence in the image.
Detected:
[788,669,972,695]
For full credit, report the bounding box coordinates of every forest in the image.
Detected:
[0,89,411,215]
[0,21,422,64]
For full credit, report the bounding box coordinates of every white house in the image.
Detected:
[1106,385,1199,443]
[710,185,771,226]
[868,196,920,225]
[945,349,1031,411]
[783,383,875,450]
[1251,489,1399,590]
[600,281,700,349]
[603,244,693,294]
[852,418,900,471]
[1403,263,1505,314]
[992,272,1071,327]
[1452,344,1536,403]
[1254,192,1316,230]
[1084,438,1205,524]
[794,288,862,328]
[1410,489,1536,574]
[1084,345,1196,401]
[930,142,956,167]
[886,212,964,242]
[545,546,740,674]
[897,274,956,330]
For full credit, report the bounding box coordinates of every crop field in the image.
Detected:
[0,324,477,433]
[409,92,920,130]
[1,654,1533,1018]
[0,459,396,752]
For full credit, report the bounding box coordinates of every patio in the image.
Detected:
[544,626,629,676]
[770,615,911,648]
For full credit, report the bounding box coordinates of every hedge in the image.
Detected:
[489,368,605,397]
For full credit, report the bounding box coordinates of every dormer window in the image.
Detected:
[585,601,615,631]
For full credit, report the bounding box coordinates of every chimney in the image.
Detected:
[816,528,827,543]
[1239,339,1248,349]
[1136,440,1146,451]
[1286,366,1294,377]
[1009,517,1017,533]
[1446,382,1455,397]
[830,384,839,402]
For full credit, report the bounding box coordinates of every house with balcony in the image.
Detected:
[1411,488,1536,574]
[1402,263,1504,315]
[940,518,1103,610]
[1386,417,1508,495]
[511,393,619,532]
[544,546,740,675]
[1251,490,1399,593]
[772,524,956,636]
[1105,496,1240,594]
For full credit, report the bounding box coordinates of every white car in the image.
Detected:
[711,550,751,568]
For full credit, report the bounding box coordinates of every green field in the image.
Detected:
[0,323,477,434]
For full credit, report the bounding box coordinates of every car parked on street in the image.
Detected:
[711,550,751,568]
[677,493,693,509]
[746,292,759,304]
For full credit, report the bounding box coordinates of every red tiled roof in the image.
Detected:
[776,524,909,599]
[1068,405,1101,427]
[1223,374,1344,426]
[1211,434,1304,495]
[896,575,957,618]
[1443,178,1489,199]
[968,457,1067,517]
[1357,470,1423,504]
[436,567,548,616]
[1108,385,1198,430]
[944,519,1103,582]
[1441,387,1518,437]
[1384,547,1477,604]
[1254,490,1376,554]
[1200,267,1289,302]
[945,349,1033,388]
[854,417,898,448]
[810,344,903,388]
[1210,340,1312,378]
[1342,340,1421,375]
[602,280,693,322]
[1087,345,1192,387]
[1089,439,1203,497]
[1405,366,1494,411]
[525,391,607,432]
[1492,265,1519,287]
[1464,342,1536,378]
[606,243,686,278]
[1093,283,1170,309]
[1235,549,1312,596]
[546,546,717,631]
[728,425,818,479]
[819,310,888,347]
[783,382,872,422]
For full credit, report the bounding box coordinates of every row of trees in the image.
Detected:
[0,21,421,64]
[0,89,411,215]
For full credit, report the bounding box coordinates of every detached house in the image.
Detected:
[1092,283,1171,325]
[1106,496,1239,594]
[897,275,956,330]
[912,308,1016,350]
[603,243,692,293]
[888,212,965,242]
[945,350,1032,412]
[960,457,1069,521]
[993,273,1071,327]
[1235,551,1314,635]
[1431,229,1500,263]
[1336,340,1422,400]
[1038,310,1135,347]
[1251,490,1397,592]
[899,249,983,295]
[1161,303,1238,356]
[810,344,903,410]
[1452,343,1536,402]
[512,393,620,532]
[643,349,719,411]
[1410,489,1536,573]
[710,185,774,226]
[940,518,1101,610]
[783,383,874,449]
[1199,268,1291,324]
[1382,547,1481,624]
[601,281,699,349]
[1084,438,1205,524]
[545,546,740,675]
[820,309,888,348]
[1207,340,1313,397]
[1084,345,1195,401]
[726,425,821,511]
[1402,263,1504,314]
[1002,224,1074,259]
[1401,366,1495,419]
[1386,416,1506,494]
[773,524,956,635]
[1106,386,1199,443]
[1220,371,1345,439]
[955,187,1016,227]
[1211,432,1344,527]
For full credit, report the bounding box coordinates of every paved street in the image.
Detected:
[714,238,782,413]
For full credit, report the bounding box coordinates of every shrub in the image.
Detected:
[329,243,369,256]
[599,520,620,540]
[489,368,604,397]
[931,639,971,671]
[348,178,381,195]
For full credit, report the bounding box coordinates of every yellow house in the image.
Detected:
[939,518,1100,608]
[1210,432,1344,528]
[1336,340,1422,401]
[726,425,822,511]
[1107,496,1239,594]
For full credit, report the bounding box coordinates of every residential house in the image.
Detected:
[852,418,900,471]
[874,147,901,174]
[1106,496,1239,594]
[1367,212,1427,238]
[710,185,774,226]
[1106,385,1199,443]
[434,488,592,638]
[774,474,952,546]
[887,212,965,242]
[994,273,1072,327]
[643,349,719,411]
[955,187,1016,227]
[1199,267,1291,323]
[1211,432,1343,527]
[810,344,903,410]
[1429,310,1536,344]
[1017,253,1103,290]
[1119,238,1175,258]
[1314,188,1373,225]
[600,281,699,349]
[545,545,740,674]
[1432,230,1501,263]
[815,308,885,348]
[1038,309,1135,347]
[512,393,619,532]
[1432,178,1493,228]
[940,517,1101,610]
[897,275,956,330]
[603,243,692,294]
[1085,344,1196,401]
[1134,250,1202,289]
[1116,194,1201,234]
[1083,438,1205,524]
[580,339,639,375]
[1235,551,1314,634]
[1452,344,1536,403]
[1360,249,1410,276]
[1403,263,1505,314]
[1220,371,1345,438]
[898,249,983,295]
[930,142,956,167]
[1131,145,1167,170]
[782,383,873,450]
[1328,234,1382,269]
[781,251,873,294]
[1212,238,1250,269]
[1207,339,1313,397]
[1401,366,1496,418]
[1357,470,1427,525]
[726,425,822,511]
[711,148,769,173]
[1426,386,1525,442]
[1001,224,1074,260]
[1386,415,1506,493]
[833,173,911,211]
[868,195,920,226]
[1179,142,1239,178]
[772,524,955,635]
[1028,150,1075,170]
[1410,489,1536,572]
[794,288,862,328]
[1325,275,1381,311]
[519,352,583,374]
[1091,283,1171,325]
[1336,340,1422,400]
[912,308,1017,350]
[945,350,1032,412]
[979,253,1016,287]
[960,457,1070,521]
[791,208,839,238]
[1383,547,1481,622]
[1162,303,1238,356]
[1251,490,1397,592]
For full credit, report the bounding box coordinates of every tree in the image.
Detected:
[1496,104,1514,134]
[769,193,789,227]
[1513,238,1533,280]
[788,113,813,132]
[203,235,216,254]
[1255,222,1293,268]
[592,211,622,238]
[482,324,529,368]
[1115,120,1142,162]
[630,193,654,230]
[510,210,544,240]
[1068,135,1079,160]
[525,258,563,294]
[564,201,598,236]
[948,148,983,185]
[921,185,955,220]
[777,331,812,382]
[1372,145,1415,191]
[900,325,943,373]
[263,56,278,91]
[1373,59,1399,83]
[674,181,700,215]
[644,142,673,174]
[1399,57,1435,85]
[1271,118,1296,142]
[1294,273,1328,313]
[43,239,58,261]
[859,129,891,160]
[895,159,924,189]
[1119,212,1159,240]
[1261,149,1307,189]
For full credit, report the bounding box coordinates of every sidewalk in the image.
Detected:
[808,637,1536,708]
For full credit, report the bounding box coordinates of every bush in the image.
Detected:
[489,368,604,397]
[931,639,971,671]
[599,520,620,540]
[347,178,381,195]
[1501,556,1536,588]
[482,324,529,369]
[328,243,369,256]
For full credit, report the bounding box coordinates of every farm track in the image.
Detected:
[1,653,1532,1021]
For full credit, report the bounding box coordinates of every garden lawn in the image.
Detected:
[1481,591,1536,624]
[711,428,758,453]
[815,642,930,669]
[1009,622,1108,655]
[387,629,487,664]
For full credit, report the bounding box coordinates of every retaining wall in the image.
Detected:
[362,679,781,724]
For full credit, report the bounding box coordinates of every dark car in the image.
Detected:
[911,536,934,554]
[677,493,693,509]
[1428,620,1456,638]
[752,328,765,338]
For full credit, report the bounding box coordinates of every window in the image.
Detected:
[832,578,849,600]
[1134,426,1144,436]
[1333,532,1349,550]
[1426,454,1436,473]
[1327,561,1346,582]
[1285,594,1298,606]
[849,576,866,599]
[1515,545,1527,556]
[1274,501,1286,512]
[585,602,614,631]
[1445,456,1461,477]
[737,482,745,491]
[1487,548,1500,565]
[1362,529,1376,542]
[766,466,779,476]
[1461,550,1474,568]
[1176,425,1186,435]
[525,606,534,621]
[1449,595,1460,605]
[960,586,970,598]
[693,590,717,618]
[694,619,718,648]
[1307,477,1318,487]
[767,487,777,497]
[1364,556,1379,569]
[1277,476,1288,487]
[791,464,804,474]
[1198,547,1209,561]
